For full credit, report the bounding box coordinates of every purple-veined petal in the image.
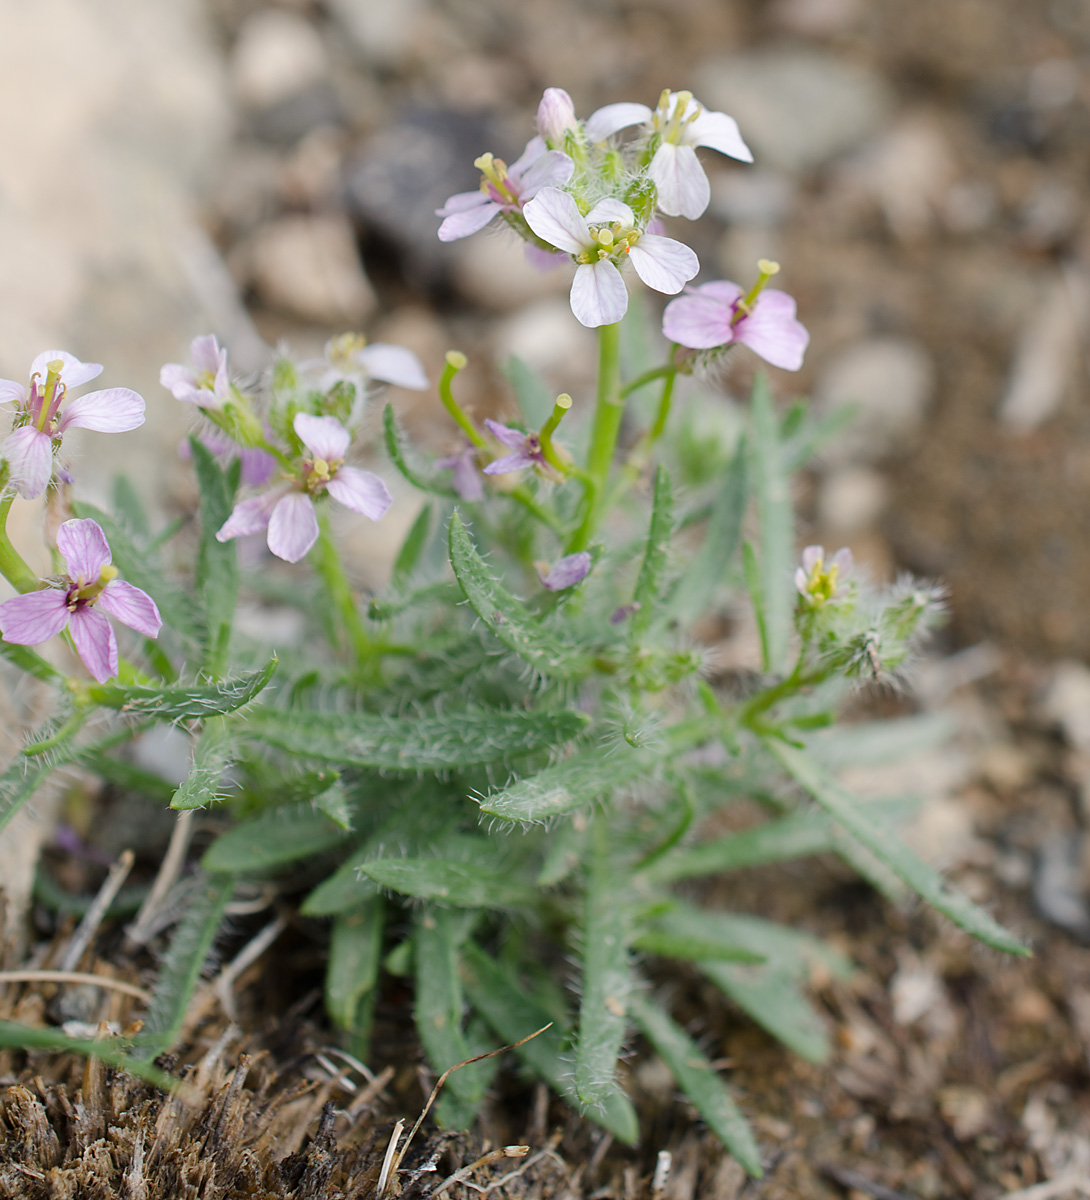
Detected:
[160,363,201,402]
[662,292,735,349]
[216,490,283,542]
[584,102,652,142]
[537,551,592,591]
[649,143,710,219]
[29,350,103,389]
[801,546,825,573]
[59,388,146,433]
[692,280,745,305]
[483,449,538,475]
[267,493,319,563]
[436,189,491,218]
[355,343,429,390]
[326,466,393,521]
[736,290,810,371]
[523,188,590,255]
[483,419,530,451]
[507,135,548,178]
[570,261,629,328]
[525,244,567,271]
[537,89,578,144]
[584,197,635,227]
[627,234,699,295]
[3,426,54,499]
[190,335,225,376]
[516,149,575,199]
[0,588,70,645]
[0,379,26,407]
[57,518,112,582]
[438,200,501,242]
[436,449,485,501]
[294,412,351,461]
[97,579,162,638]
[69,606,118,683]
[687,109,753,162]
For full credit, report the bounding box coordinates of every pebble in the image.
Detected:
[1034,831,1090,943]
[492,298,597,385]
[450,232,573,311]
[1039,660,1090,753]
[238,214,376,325]
[326,0,426,68]
[231,10,329,110]
[814,336,936,464]
[817,465,889,535]
[695,48,893,173]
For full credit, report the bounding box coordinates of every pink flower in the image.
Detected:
[436,444,485,501]
[795,545,853,606]
[436,139,574,243]
[482,419,546,476]
[536,552,591,591]
[311,334,429,396]
[216,412,392,563]
[160,335,230,409]
[662,280,810,371]
[522,189,699,327]
[537,88,579,147]
[0,351,146,499]
[585,89,752,220]
[0,518,161,683]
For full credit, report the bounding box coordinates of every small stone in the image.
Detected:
[818,466,889,535]
[326,0,426,67]
[492,298,596,385]
[1034,832,1090,942]
[696,48,893,173]
[232,10,328,111]
[938,1086,991,1140]
[814,336,935,464]
[451,233,571,311]
[1039,660,1090,753]
[240,215,376,325]
[707,169,797,226]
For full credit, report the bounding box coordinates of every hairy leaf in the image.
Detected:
[361,855,536,908]
[749,373,793,672]
[202,804,350,873]
[171,720,234,811]
[383,403,458,496]
[630,465,675,638]
[190,437,240,673]
[89,658,277,720]
[326,897,384,1038]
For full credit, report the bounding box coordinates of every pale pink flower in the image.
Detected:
[537,88,579,147]
[0,351,145,498]
[522,189,699,327]
[795,545,853,606]
[437,138,574,242]
[160,335,230,409]
[482,419,546,476]
[0,518,161,683]
[436,444,485,500]
[311,334,429,396]
[537,552,592,591]
[216,412,391,563]
[662,281,810,371]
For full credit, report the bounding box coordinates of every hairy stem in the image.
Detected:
[568,322,623,551]
[311,505,374,670]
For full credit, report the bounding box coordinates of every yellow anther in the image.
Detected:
[313,457,331,480]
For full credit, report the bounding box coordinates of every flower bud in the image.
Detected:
[537,88,578,147]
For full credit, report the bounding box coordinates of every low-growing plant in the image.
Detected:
[0,86,1026,1177]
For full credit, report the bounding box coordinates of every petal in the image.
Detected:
[3,426,54,499]
[538,551,591,591]
[57,518,112,581]
[69,606,118,683]
[516,149,575,199]
[267,493,319,563]
[160,363,200,401]
[59,388,146,433]
[294,412,351,461]
[0,589,70,645]
[649,143,710,219]
[662,293,736,349]
[438,200,501,242]
[692,280,745,305]
[483,449,538,475]
[30,350,103,388]
[627,234,700,295]
[524,244,567,271]
[736,290,810,371]
[830,547,854,581]
[508,135,548,176]
[451,453,484,501]
[584,102,652,142]
[584,197,635,226]
[189,335,225,376]
[239,447,278,487]
[436,189,492,218]
[0,379,27,407]
[536,90,577,144]
[97,579,162,638]
[216,490,282,542]
[688,109,753,162]
[795,567,810,595]
[523,188,590,254]
[356,343,429,390]
[570,261,629,328]
[483,419,531,451]
[801,546,825,573]
[326,466,393,520]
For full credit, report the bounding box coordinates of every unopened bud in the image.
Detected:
[537,87,578,146]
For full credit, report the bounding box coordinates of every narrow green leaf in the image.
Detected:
[630,465,675,638]
[505,355,555,427]
[809,712,954,770]
[448,511,589,679]
[368,581,463,620]
[768,739,1029,955]
[133,872,234,1059]
[749,373,793,672]
[632,931,764,963]
[702,960,830,1062]
[383,404,458,496]
[461,941,639,1144]
[202,804,350,873]
[479,741,654,823]
[742,540,769,671]
[0,754,55,838]
[628,992,763,1176]
[0,1022,182,1093]
[414,907,489,1129]
[575,824,632,1107]
[88,658,277,720]
[244,705,587,771]
[191,436,239,671]
[392,502,434,587]
[170,720,233,811]
[326,897,384,1035]
[111,474,151,539]
[361,856,536,908]
[667,438,747,626]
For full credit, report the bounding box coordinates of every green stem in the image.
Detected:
[568,322,623,551]
[618,363,677,400]
[439,352,487,449]
[0,494,40,594]
[310,505,374,670]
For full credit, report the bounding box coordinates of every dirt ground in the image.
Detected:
[2,0,1090,1196]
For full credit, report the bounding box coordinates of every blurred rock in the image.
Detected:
[326,0,427,68]
[238,214,376,324]
[492,298,596,385]
[450,233,571,311]
[818,465,889,535]
[770,0,862,36]
[1034,832,1090,942]
[815,336,936,463]
[232,10,328,110]
[1040,661,1090,754]
[708,169,797,227]
[696,47,893,173]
